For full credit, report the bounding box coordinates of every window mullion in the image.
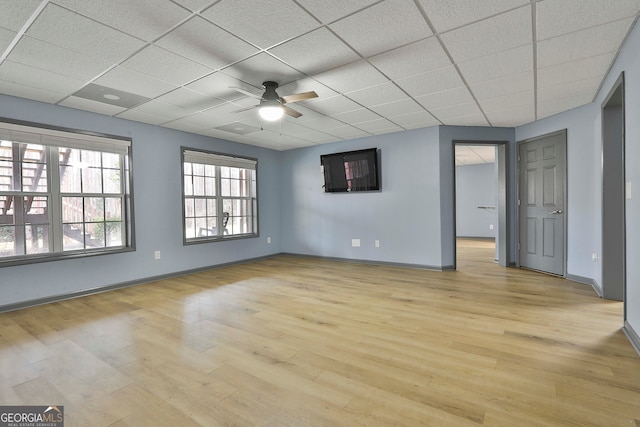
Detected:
[49,146,63,253]
[216,165,223,236]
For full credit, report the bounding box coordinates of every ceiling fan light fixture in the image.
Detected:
[259,103,284,121]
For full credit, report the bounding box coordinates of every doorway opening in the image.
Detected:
[454,142,508,269]
[601,73,626,304]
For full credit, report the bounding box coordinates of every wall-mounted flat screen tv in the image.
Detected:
[321,148,380,192]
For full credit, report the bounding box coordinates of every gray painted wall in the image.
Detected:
[0,95,282,308]
[596,18,640,334]
[279,126,445,268]
[456,163,497,238]
[515,12,640,342]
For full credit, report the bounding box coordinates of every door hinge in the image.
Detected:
[517,199,521,206]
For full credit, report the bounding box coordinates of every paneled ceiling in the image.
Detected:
[1,0,639,151]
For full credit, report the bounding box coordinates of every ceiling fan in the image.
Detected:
[230,81,318,121]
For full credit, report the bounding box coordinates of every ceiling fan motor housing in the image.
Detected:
[261,81,281,103]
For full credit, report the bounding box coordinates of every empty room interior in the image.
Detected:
[1,1,640,425]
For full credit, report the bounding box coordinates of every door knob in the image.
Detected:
[549,209,564,214]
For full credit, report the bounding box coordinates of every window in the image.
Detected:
[0,120,133,265]
[182,149,257,242]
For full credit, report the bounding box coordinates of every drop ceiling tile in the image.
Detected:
[395,65,464,97]
[537,18,634,68]
[27,4,145,63]
[537,76,601,103]
[313,59,389,93]
[127,99,193,120]
[202,0,320,49]
[0,60,85,95]
[537,93,594,119]
[369,98,424,117]
[171,0,217,12]
[414,86,475,110]
[299,115,347,131]
[306,95,362,115]
[0,27,14,53]
[0,79,65,104]
[537,53,615,88]
[59,96,128,116]
[441,113,489,126]
[259,120,312,137]
[118,109,178,126]
[295,0,380,24]
[457,44,532,85]
[353,118,402,133]
[154,88,225,114]
[440,6,531,63]
[95,66,177,98]
[160,111,222,132]
[537,0,640,41]
[8,36,111,81]
[329,0,432,57]
[485,104,534,127]
[222,53,304,88]
[278,78,338,100]
[368,37,451,80]
[418,0,529,32]
[0,0,42,31]
[470,71,533,99]
[187,72,259,100]
[121,45,213,86]
[390,111,440,129]
[477,90,533,113]
[345,82,407,107]
[298,130,339,144]
[430,101,483,120]
[325,125,370,139]
[331,108,380,123]
[269,27,359,75]
[156,17,258,70]
[52,0,191,41]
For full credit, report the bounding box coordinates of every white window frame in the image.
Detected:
[182,148,258,243]
[0,119,134,266]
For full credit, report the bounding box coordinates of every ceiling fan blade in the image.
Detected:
[281,91,318,104]
[232,105,258,113]
[283,105,302,118]
[229,86,262,99]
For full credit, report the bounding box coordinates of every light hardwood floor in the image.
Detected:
[1,240,639,426]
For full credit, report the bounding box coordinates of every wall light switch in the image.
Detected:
[627,181,632,200]
[154,250,161,260]
[375,240,380,248]
[267,237,272,244]
[489,224,494,230]
[352,239,361,247]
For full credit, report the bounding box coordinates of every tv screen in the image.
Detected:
[321,148,380,192]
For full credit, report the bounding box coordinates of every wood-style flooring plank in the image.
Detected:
[0,239,639,426]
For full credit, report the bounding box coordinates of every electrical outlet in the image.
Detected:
[352,239,361,247]
[489,224,494,230]
[154,250,161,260]
[267,236,272,244]
[592,253,598,263]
